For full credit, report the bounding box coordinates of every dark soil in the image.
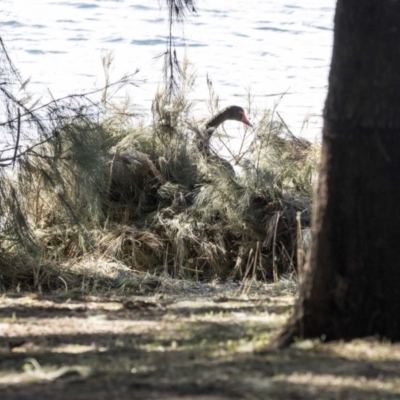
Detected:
[1,284,400,400]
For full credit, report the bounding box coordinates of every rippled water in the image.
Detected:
[2,0,335,138]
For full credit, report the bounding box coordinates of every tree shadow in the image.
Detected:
[0,294,290,321]
[2,294,400,399]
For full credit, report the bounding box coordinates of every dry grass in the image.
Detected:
[0,52,320,292]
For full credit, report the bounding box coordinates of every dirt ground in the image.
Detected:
[1,281,400,400]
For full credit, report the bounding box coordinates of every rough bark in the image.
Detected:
[275,0,400,346]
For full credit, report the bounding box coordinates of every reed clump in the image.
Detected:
[0,49,319,292]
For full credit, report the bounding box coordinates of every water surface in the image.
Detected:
[2,0,335,139]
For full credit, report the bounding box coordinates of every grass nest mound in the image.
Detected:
[1,97,319,291]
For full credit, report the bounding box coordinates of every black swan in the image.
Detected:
[203,105,253,137]
[198,106,252,175]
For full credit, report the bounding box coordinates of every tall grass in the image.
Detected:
[0,50,319,293]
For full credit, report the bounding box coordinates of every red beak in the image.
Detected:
[240,111,253,127]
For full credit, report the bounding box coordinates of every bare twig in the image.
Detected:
[12,108,21,169]
[273,212,282,283]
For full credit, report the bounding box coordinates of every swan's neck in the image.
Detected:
[204,107,232,130]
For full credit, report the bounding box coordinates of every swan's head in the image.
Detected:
[204,105,253,132]
[229,106,253,127]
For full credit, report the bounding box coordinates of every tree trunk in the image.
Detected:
[275,0,400,346]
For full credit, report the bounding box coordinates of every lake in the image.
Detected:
[2,0,335,139]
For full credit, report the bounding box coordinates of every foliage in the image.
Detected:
[160,0,197,100]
